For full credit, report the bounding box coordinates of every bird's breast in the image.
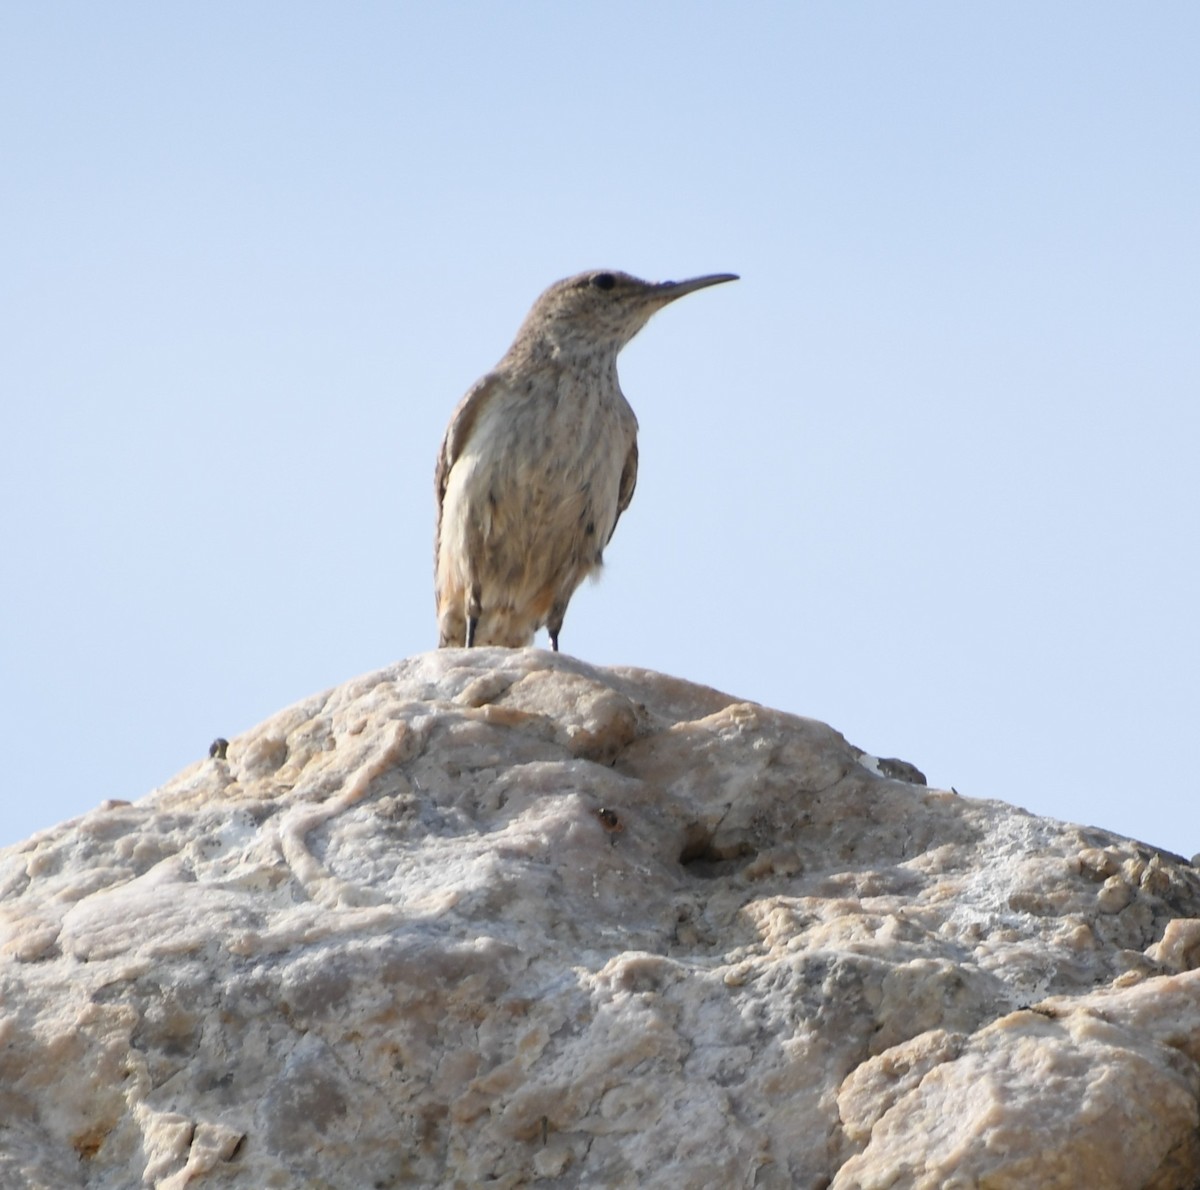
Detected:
[453,371,634,548]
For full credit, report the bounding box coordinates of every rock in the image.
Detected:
[2,648,1199,1188]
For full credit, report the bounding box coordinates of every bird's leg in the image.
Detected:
[466,584,482,648]
[547,601,566,653]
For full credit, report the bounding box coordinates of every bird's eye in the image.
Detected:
[591,273,616,290]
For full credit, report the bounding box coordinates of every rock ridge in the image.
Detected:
[2,649,1199,1187]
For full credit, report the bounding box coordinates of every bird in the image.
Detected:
[434,268,737,652]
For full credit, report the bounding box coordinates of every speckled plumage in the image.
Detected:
[434,269,737,651]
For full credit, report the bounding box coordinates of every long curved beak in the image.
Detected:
[655,273,740,302]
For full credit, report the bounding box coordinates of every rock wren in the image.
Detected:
[434,268,737,651]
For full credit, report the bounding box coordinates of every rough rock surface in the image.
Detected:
[3,649,1200,1188]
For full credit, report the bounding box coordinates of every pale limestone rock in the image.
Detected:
[1,649,1199,1188]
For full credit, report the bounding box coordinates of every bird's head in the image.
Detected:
[512,269,738,360]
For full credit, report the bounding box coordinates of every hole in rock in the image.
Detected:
[678,829,757,879]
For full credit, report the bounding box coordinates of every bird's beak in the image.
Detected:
[653,273,739,303]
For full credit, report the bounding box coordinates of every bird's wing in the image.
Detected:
[435,372,499,556]
[608,437,638,543]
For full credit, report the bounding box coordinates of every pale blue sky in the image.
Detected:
[3,4,1198,854]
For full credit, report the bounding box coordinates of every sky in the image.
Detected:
[2,4,1197,857]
